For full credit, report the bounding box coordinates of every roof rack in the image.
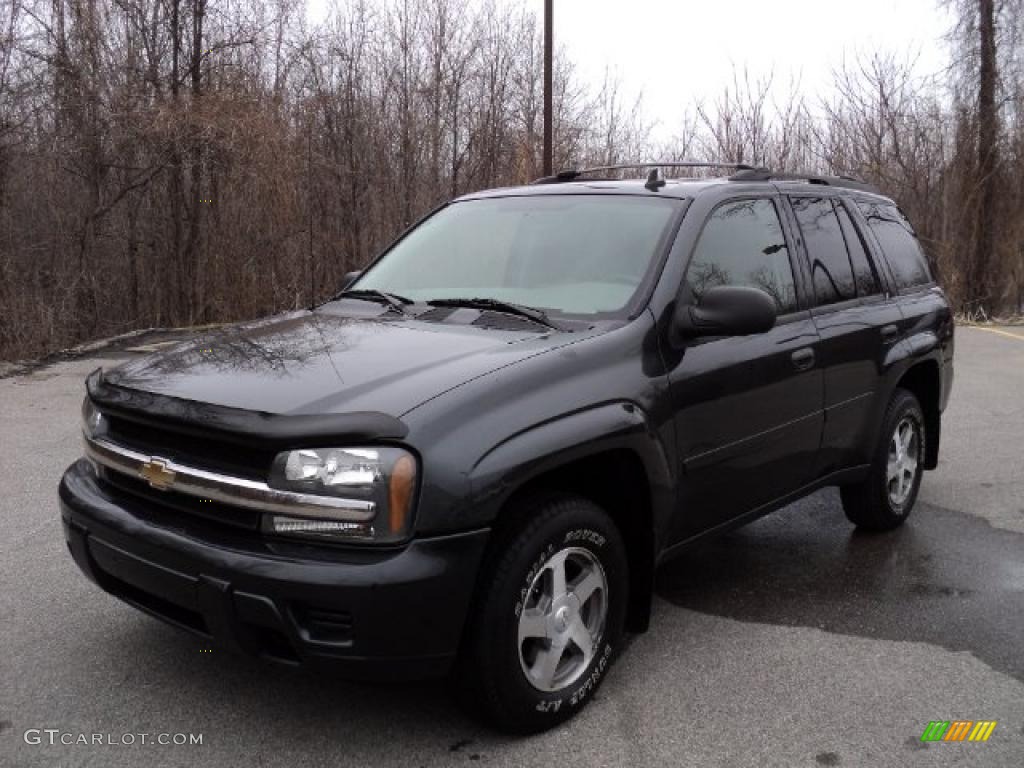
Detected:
[532,161,764,185]
[529,162,881,195]
[728,168,879,193]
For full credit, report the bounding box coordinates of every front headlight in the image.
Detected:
[264,446,417,543]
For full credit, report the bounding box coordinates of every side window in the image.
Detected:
[685,198,798,315]
[835,202,881,296]
[791,197,855,304]
[856,201,932,290]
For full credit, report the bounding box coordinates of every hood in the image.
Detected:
[104,309,576,416]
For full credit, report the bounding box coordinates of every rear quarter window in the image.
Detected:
[835,202,881,297]
[856,201,932,290]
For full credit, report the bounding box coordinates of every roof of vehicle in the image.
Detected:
[458,163,894,204]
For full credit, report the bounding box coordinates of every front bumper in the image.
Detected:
[59,459,489,680]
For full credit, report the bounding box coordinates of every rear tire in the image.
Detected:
[841,388,925,531]
[457,493,628,734]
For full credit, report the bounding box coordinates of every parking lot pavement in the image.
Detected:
[2,325,1023,767]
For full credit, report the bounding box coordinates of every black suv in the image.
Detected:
[60,163,954,733]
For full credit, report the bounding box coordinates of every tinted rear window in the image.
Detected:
[856,201,931,290]
[791,197,856,304]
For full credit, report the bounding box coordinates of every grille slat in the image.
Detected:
[106,415,275,480]
[101,470,262,532]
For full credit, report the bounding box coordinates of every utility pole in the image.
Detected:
[308,119,315,308]
[542,0,553,176]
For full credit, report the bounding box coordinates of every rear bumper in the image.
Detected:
[59,459,489,680]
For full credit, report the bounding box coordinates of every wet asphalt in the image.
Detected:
[1,324,1023,767]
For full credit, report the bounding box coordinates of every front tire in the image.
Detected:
[841,388,925,531]
[459,493,628,733]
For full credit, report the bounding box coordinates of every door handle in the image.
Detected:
[791,347,815,371]
[881,324,899,342]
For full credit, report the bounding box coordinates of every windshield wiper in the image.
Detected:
[427,297,559,329]
[333,289,413,315]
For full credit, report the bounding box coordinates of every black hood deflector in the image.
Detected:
[86,368,408,449]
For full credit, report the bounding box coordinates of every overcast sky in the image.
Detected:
[308,0,954,141]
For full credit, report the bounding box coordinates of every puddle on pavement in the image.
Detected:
[656,488,1024,682]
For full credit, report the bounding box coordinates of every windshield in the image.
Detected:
[353,195,681,317]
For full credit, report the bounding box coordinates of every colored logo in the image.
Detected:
[921,721,997,742]
[139,458,176,490]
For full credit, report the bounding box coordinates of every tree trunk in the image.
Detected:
[971,0,999,314]
[184,0,205,323]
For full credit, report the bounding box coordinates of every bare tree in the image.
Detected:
[2,0,1024,361]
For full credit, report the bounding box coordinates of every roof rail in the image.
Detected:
[728,168,879,194]
[532,161,764,185]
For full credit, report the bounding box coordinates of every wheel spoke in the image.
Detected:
[531,643,564,689]
[571,568,603,606]
[568,617,593,659]
[518,607,548,641]
[887,457,901,483]
[899,422,912,453]
[548,552,568,599]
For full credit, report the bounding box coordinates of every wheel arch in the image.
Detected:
[467,403,674,634]
[492,448,657,633]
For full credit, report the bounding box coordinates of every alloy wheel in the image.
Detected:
[516,546,608,692]
[887,416,919,507]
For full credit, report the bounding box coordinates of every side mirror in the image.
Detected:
[674,285,777,339]
[341,270,361,290]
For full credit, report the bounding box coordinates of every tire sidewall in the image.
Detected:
[485,501,628,728]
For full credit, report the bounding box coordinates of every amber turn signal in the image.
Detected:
[388,455,417,535]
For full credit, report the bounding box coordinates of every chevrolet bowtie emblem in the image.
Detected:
[139,458,176,490]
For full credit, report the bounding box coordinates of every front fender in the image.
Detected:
[465,401,675,540]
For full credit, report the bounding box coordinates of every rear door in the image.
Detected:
[667,194,823,543]
[854,198,955,411]
[784,194,903,475]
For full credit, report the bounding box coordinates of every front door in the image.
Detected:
[666,196,824,543]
